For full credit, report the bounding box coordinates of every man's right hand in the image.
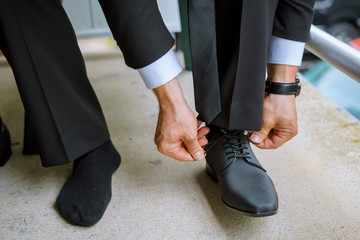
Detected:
[153,78,209,161]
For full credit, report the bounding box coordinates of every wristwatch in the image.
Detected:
[265,75,301,97]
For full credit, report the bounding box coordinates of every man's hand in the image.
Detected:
[248,94,297,149]
[153,78,209,161]
[248,64,299,149]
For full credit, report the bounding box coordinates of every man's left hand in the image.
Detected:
[248,63,299,149]
[248,94,298,149]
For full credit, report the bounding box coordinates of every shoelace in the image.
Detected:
[204,130,266,176]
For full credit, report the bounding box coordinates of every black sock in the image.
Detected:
[56,140,121,226]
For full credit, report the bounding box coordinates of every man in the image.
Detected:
[154,0,316,217]
[0,0,313,226]
[0,0,206,226]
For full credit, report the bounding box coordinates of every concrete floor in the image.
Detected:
[0,45,359,239]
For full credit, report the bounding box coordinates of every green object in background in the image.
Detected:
[303,60,360,120]
[303,61,332,84]
[178,0,192,70]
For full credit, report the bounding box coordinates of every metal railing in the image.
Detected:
[305,25,360,83]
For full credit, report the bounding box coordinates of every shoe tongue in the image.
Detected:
[228,136,240,147]
[227,131,249,155]
[227,130,244,141]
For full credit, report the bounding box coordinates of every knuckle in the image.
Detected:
[259,129,269,137]
[187,146,199,153]
[290,125,298,136]
[167,147,179,154]
[156,144,163,153]
[186,142,200,153]
[293,128,298,136]
[156,142,166,153]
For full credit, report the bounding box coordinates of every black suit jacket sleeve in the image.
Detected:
[272,0,316,42]
[98,0,174,69]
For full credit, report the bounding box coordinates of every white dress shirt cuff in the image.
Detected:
[138,49,183,89]
[267,36,306,66]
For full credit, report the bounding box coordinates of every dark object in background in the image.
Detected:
[303,0,360,61]
[301,1,360,120]
[314,0,360,41]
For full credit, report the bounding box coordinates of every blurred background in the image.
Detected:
[300,0,360,120]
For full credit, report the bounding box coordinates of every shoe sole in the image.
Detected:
[222,199,277,217]
[206,164,277,217]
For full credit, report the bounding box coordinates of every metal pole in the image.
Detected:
[305,25,360,83]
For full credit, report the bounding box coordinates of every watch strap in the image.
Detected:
[265,77,301,97]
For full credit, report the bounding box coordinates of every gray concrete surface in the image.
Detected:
[0,48,359,239]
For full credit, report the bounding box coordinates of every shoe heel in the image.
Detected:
[0,118,12,167]
[206,164,219,183]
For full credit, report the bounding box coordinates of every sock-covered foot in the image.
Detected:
[56,140,121,226]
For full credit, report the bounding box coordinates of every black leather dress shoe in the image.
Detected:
[0,117,12,166]
[204,126,278,217]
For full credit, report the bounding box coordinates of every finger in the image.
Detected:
[162,143,198,161]
[167,147,198,161]
[248,126,272,144]
[197,126,210,139]
[255,130,278,149]
[197,120,203,128]
[157,140,196,161]
[198,137,208,147]
[183,136,205,161]
[257,136,283,149]
[246,130,256,141]
[256,130,295,149]
[246,130,254,137]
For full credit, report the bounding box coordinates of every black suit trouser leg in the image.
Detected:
[0,0,110,167]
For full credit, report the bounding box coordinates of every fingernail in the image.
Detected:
[250,134,261,144]
[194,151,203,161]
